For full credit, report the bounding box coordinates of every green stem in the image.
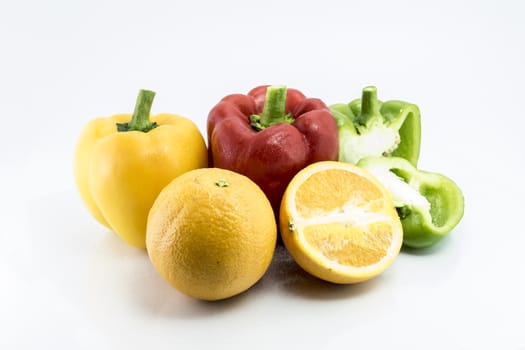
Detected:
[250,85,294,131]
[116,89,158,132]
[356,86,381,126]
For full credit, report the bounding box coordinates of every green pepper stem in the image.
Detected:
[116,89,158,132]
[357,86,381,126]
[250,85,294,131]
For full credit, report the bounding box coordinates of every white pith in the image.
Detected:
[363,166,431,211]
[340,122,401,164]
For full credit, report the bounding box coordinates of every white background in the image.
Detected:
[1,0,524,349]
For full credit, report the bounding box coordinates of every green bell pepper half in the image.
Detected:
[357,156,464,248]
[330,86,421,166]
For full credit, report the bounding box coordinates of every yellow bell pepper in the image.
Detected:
[74,89,208,248]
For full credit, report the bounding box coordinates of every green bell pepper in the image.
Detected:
[330,86,421,166]
[357,156,464,248]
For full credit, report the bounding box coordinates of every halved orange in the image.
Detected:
[279,161,403,284]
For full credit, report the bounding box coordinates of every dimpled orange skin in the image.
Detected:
[146,168,277,301]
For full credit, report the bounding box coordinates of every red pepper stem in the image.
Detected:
[116,89,158,132]
[250,85,293,131]
[357,86,380,126]
[261,85,288,124]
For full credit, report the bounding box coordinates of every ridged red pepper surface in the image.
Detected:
[207,85,339,212]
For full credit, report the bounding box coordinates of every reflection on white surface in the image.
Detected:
[3,186,523,349]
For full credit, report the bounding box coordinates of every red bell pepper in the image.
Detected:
[207,85,339,212]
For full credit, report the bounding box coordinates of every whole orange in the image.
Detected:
[146,168,277,300]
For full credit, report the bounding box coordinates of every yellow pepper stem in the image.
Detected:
[116,89,158,132]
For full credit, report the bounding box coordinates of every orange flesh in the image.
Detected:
[295,169,384,219]
[303,222,393,267]
[293,168,397,267]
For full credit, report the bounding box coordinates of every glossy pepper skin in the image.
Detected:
[207,85,339,212]
[358,156,464,248]
[330,86,421,166]
[74,89,208,248]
